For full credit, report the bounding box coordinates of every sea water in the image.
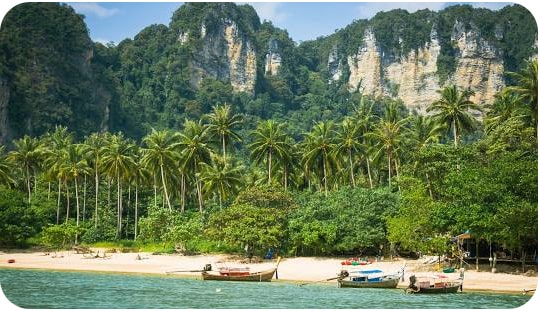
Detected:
[0,268,533,309]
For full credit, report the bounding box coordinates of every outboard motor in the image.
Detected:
[203,264,212,271]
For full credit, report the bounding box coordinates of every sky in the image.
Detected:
[1,1,536,45]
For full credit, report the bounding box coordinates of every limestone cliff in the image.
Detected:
[340,24,505,113]
[190,19,257,94]
[265,39,282,76]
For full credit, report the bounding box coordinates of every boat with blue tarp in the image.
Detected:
[337,268,403,288]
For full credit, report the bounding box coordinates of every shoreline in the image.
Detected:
[0,250,537,295]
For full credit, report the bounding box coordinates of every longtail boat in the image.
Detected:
[201,257,281,282]
[405,270,464,294]
[337,268,403,289]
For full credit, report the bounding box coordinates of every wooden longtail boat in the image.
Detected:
[406,270,464,294]
[201,267,276,281]
[337,268,403,289]
[201,257,281,282]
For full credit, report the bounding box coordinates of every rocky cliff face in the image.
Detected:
[265,39,282,76]
[190,19,257,94]
[336,23,505,113]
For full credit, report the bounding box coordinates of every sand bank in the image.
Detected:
[0,250,537,294]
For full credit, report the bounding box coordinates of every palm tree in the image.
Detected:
[368,115,407,188]
[0,146,15,186]
[81,133,104,228]
[199,155,244,208]
[505,58,538,128]
[354,96,376,188]
[179,119,212,212]
[407,115,444,150]
[130,148,150,240]
[427,85,481,147]
[248,120,291,186]
[101,134,136,238]
[333,117,363,187]
[204,104,243,158]
[302,121,336,196]
[485,92,526,133]
[61,144,90,236]
[8,135,44,203]
[142,129,181,211]
[42,127,74,224]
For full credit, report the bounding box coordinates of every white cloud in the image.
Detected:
[356,2,448,19]
[70,3,119,19]
[248,2,288,23]
[469,2,511,11]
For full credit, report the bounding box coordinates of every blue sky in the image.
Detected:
[30,2,531,44]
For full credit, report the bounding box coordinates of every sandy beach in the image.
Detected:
[0,249,537,294]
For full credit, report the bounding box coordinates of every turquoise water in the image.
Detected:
[0,268,533,309]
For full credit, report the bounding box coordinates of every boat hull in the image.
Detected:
[338,277,400,288]
[407,282,462,294]
[201,269,276,282]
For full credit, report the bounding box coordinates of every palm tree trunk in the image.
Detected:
[160,163,172,211]
[366,156,373,189]
[394,158,401,192]
[222,134,226,159]
[268,149,272,185]
[26,166,31,203]
[56,178,61,225]
[453,119,458,148]
[349,149,355,187]
[95,164,99,228]
[218,192,222,209]
[153,174,157,206]
[48,181,51,200]
[65,180,70,223]
[74,176,80,244]
[284,166,288,191]
[181,173,185,213]
[387,152,392,187]
[75,176,80,227]
[107,177,111,208]
[83,175,87,222]
[323,155,328,197]
[134,181,139,240]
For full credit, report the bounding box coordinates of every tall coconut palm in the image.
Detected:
[0,146,15,186]
[8,135,44,203]
[367,115,407,188]
[142,129,181,211]
[179,119,212,212]
[199,155,244,208]
[248,120,291,186]
[130,148,150,240]
[505,58,538,128]
[427,85,481,147]
[302,121,336,196]
[61,144,90,237]
[354,96,376,188]
[42,126,74,221]
[204,104,243,158]
[82,133,104,228]
[333,117,363,187]
[101,134,135,238]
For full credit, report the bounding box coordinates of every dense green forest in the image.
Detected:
[0,3,537,263]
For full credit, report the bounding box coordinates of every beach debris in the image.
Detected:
[7,259,15,263]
